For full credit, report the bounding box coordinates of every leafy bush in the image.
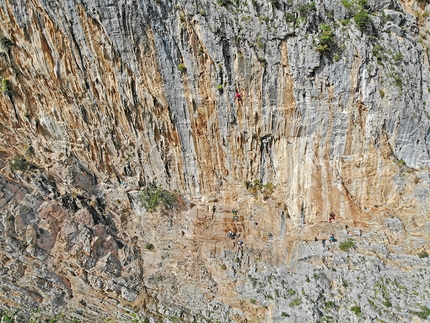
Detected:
[339,239,356,251]
[217,0,231,6]
[316,24,334,54]
[245,179,274,198]
[351,305,361,315]
[394,76,402,88]
[177,63,187,72]
[285,12,296,24]
[341,19,351,25]
[10,156,31,172]
[298,2,316,18]
[382,300,392,307]
[397,159,406,166]
[145,243,154,250]
[257,56,267,67]
[354,10,371,31]
[1,310,14,323]
[289,297,302,307]
[418,250,429,258]
[415,306,430,319]
[325,301,335,309]
[393,52,403,63]
[341,0,368,12]
[1,78,10,93]
[217,84,223,91]
[341,0,355,10]
[140,186,177,212]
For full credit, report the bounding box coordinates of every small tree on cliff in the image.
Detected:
[140,185,177,212]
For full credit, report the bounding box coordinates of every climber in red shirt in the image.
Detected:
[235,91,242,105]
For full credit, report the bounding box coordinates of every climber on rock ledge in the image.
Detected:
[329,211,335,223]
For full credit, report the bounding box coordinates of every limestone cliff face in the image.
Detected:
[0,0,430,322]
[1,0,430,221]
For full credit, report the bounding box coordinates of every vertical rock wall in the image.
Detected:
[1,0,430,226]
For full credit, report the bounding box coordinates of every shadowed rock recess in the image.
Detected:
[0,0,430,322]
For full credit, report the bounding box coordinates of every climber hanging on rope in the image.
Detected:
[235,90,242,105]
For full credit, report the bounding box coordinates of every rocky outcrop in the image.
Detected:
[0,0,430,322]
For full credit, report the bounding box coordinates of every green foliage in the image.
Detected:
[358,0,369,7]
[341,19,351,25]
[257,56,267,67]
[341,0,355,10]
[179,13,185,22]
[397,159,406,166]
[382,300,392,307]
[393,52,403,63]
[379,89,385,98]
[254,33,265,50]
[372,44,386,62]
[281,312,290,317]
[145,243,154,250]
[394,76,402,88]
[418,250,429,258]
[339,239,356,251]
[285,12,296,24]
[250,299,256,304]
[289,297,302,307]
[287,289,295,296]
[177,63,187,72]
[217,0,232,7]
[316,24,334,54]
[1,310,14,323]
[354,10,371,31]
[298,2,316,18]
[245,179,274,198]
[139,186,177,212]
[220,264,227,270]
[325,301,335,309]
[1,78,10,93]
[217,84,223,91]
[341,0,368,12]
[415,306,430,319]
[350,305,361,315]
[10,156,31,172]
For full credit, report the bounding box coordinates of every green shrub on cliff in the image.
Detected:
[177,63,187,73]
[339,239,356,251]
[418,250,429,258]
[140,186,177,212]
[1,78,10,93]
[217,0,231,7]
[316,24,334,54]
[1,310,14,323]
[354,10,371,31]
[10,156,31,172]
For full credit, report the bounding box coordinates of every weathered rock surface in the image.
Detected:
[0,0,429,322]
